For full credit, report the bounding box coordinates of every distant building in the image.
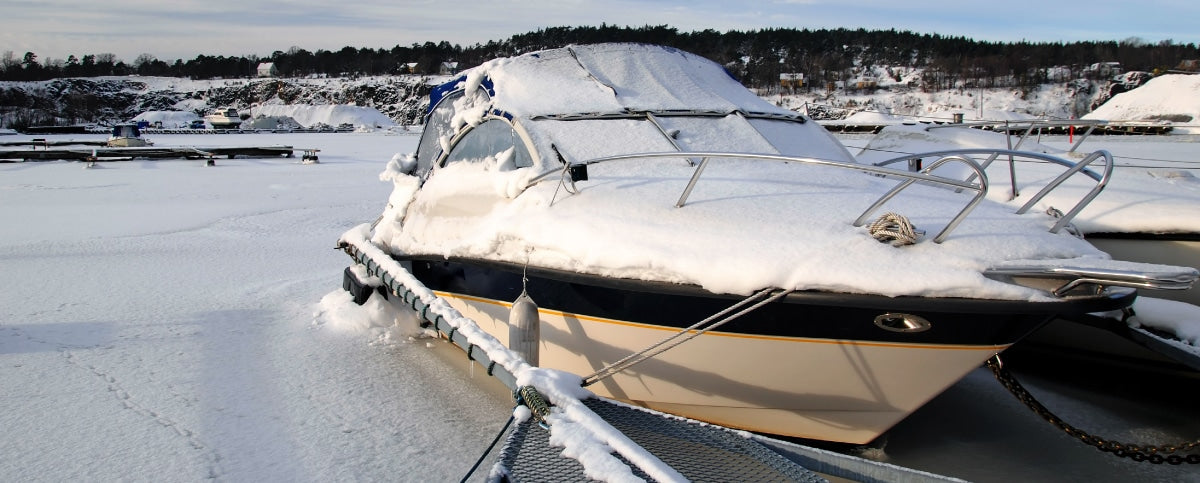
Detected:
[1083,62,1122,79]
[439,62,460,75]
[853,76,878,90]
[779,73,804,89]
[257,62,279,78]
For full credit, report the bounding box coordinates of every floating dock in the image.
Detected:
[0,145,298,162]
[819,120,1174,135]
[18,125,356,135]
[0,139,106,148]
[492,396,962,482]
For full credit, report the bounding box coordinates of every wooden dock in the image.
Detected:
[18,125,355,135]
[0,145,298,162]
[819,120,1175,135]
[0,139,107,148]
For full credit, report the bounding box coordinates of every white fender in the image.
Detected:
[508,291,540,366]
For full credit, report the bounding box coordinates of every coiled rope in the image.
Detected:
[868,212,920,246]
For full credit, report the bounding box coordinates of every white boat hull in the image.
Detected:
[205,118,242,129]
[205,108,243,129]
[438,291,1008,444]
[106,137,151,148]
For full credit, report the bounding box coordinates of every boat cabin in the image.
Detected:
[111,124,142,139]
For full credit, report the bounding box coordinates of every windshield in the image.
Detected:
[524,113,854,165]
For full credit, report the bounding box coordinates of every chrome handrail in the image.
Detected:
[1014,150,1113,234]
[984,263,1197,297]
[852,154,989,243]
[564,150,989,244]
[872,148,1114,234]
[927,119,1109,154]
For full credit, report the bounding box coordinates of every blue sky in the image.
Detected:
[2,0,1195,63]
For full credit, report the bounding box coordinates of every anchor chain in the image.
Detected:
[986,355,1200,464]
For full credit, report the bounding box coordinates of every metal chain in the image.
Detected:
[986,355,1200,464]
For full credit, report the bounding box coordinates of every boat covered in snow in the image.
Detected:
[339,43,1196,444]
[106,123,151,147]
[204,107,243,129]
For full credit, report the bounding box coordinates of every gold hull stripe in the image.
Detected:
[434,291,1009,352]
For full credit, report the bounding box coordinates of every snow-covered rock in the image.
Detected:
[1085,74,1200,133]
[0,75,444,129]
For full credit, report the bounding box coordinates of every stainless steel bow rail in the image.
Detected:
[926,119,1109,154]
[544,150,991,244]
[871,147,1114,235]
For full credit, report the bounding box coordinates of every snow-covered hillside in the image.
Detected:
[768,73,1200,134]
[2,70,1197,133]
[0,75,445,129]
[772,82,1085,122]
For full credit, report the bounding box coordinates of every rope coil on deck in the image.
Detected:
[868,212,920,246]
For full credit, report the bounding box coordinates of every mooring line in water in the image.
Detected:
[460,407,517,483]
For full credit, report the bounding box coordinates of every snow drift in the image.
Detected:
[251,104,397,129]
[1085,74,1200,134]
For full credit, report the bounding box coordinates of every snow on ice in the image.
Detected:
[3,71,1200,482]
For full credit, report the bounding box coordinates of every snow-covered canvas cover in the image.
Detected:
[469,43,796,118]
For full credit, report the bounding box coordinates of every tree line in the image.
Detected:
[3,25,1198,90]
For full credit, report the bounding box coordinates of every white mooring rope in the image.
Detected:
[868,212,920,246]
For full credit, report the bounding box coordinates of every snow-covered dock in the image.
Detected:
[0,144,300,162]
[819,119,1174,135]
[136,127,358,134]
